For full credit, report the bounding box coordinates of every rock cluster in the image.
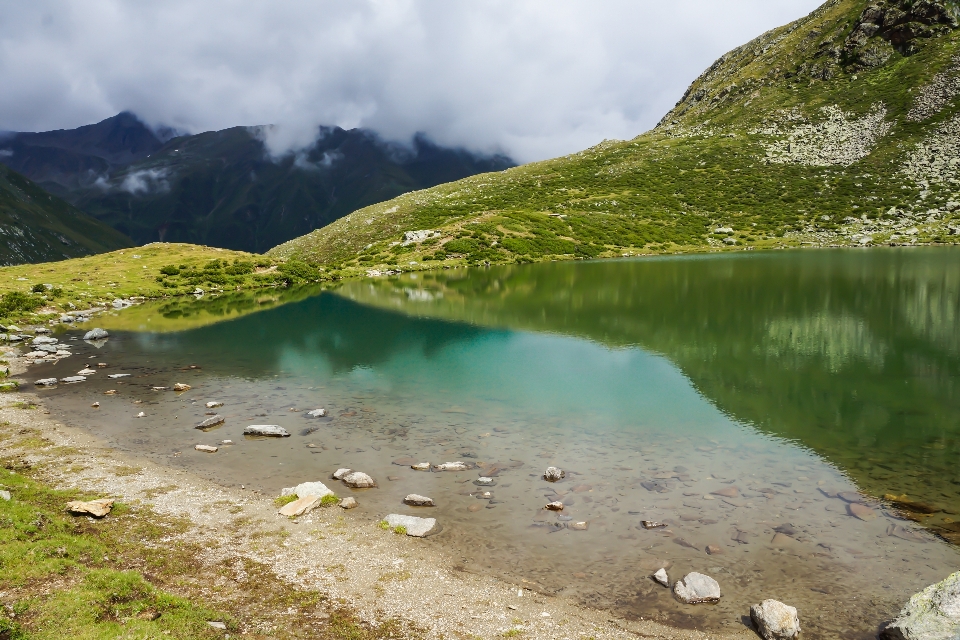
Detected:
[756,105,892,167]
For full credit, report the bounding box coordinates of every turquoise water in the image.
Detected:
[32,248,960,639]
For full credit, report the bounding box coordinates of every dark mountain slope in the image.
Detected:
[0,115,514,253]
[270,0,960,269]
[0,164,132,265]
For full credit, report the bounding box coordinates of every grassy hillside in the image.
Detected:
[269,0,960,269]
[0,165,132,265]
[0,243,336,324]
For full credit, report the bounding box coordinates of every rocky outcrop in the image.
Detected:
[846,0,958,63]
[880,572,960,640]
[756,105,892,167]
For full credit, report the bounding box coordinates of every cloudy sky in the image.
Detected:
[0,0,821,162]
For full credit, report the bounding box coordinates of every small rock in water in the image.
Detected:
[673,572,721,604]
[91,402,100,408]
[880,571,960,640]
[107,374,131,379]
[404,494,435,507]
[848,503,877,521]
[195,444,218,453]
[838,491,865,503]
[545,501,564,511]
[173,383,191,391]
[434,461,470,471]
[475,477,495,486]
[35,378,58,386]
[467,504,483,512]
[137,412,146,418]
[279,494,321,517]
[31,336,58,345]
[306,408,326,417]
[654,568,669,586]
[711,486,739,498]
[206,401,223,408]
[332,468,353,480]
[281,481,334,499]
[392,457,417,465]
[83,328,109,340]
[196,415,225,429]
[340,497,358,509]
[641,520,667,529]
[411,462,431,471]
[243,425,289,437]
[751,599,801,640]
[77,368,96,375]
[543,466,565,482]
[568,521,588,530]
[706,544,724,555]
[384,513,437,537]
[61,376,86,384]
[104,390,117,395]
[342,471,376,488]
[152,386,169,391]
[97,363,108,368]
[66,498,114,518]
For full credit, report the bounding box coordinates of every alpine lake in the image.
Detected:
[30,248,960,639]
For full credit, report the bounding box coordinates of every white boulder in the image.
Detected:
[243,425,290,437]
[342,471,376,488]
[881,572,960,640]
[384,513,437,537]
[751,599,801,640]
[84,328,109,340]
[673,572,722,604]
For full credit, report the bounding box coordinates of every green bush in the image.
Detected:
[159,265,180,276]
[30,283,46,294]
[224,260,254,276]
[0,292,42,317]
[277,260,320,284]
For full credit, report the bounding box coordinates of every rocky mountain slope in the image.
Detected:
[0,114,513,253]
[0,164,132,265]
[270,0,960,270]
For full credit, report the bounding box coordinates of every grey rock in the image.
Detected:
[654,568,669,587]
[673,572,722,604]
[751,600,801,640]
[60,315,74,323]
[195,415,225,429]
[403,494,435,506]
[32,336,58,345]
[281,481,333,499]
[543,466,565,482]
[474,477,496,486]
[242,425,290,437]
[723,237,738,245]
[207,622,227,630]
[34,378,58,386]
[205,401,224,408]
[434,461,470,471]
[107,373,130,379]
[0,490,10,500]
[34,327,51,333]
[340,497,358,509]
[342,471,376,488]
[384,513,437,537]
[83,328,109,340]
[61,376,86,384]
[332,468,353,480]
[306,408,326,417]
[881,572,960,640]
[35,344,58,353]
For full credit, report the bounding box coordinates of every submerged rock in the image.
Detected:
[384,513,437,537]
[343,471,376,488]
[545,501,564,511]
[411,462,431,471]
[34,378,58,386]
[880,572,960,640]
[641,520,667,529]
[306,408,326,417]
[83,328,109,340]
[654,568,669,586]
[195,444,218,453]
[751,600,801,640]
[434,461,470,471]
[404,494,435,507]
[673,572,721,604]
[196,415,225,429]
[206,401,224,408]
[173,383,191,391]
[66,498,114,518]
[543,466,565,482]
[243,425,290,437]
[107,374,131,379]
[61,376,86,384]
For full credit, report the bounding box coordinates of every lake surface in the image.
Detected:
[33,248,960,639]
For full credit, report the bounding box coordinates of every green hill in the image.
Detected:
[0,164,132,265]
[269,0,960,269]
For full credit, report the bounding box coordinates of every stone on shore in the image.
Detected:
[411,462,431,471]
[340,497,358,509]
[279,494,322,517]
[404,494,435,506]
[35,378,58,386]
[77,368,96,375]
[434,461,470,471]
[173,383,191,391]
[195,444,218,453]
[196,415,225,429]
[751,600,801,640]
[544,466,565,482]
[66,498,114,518]
[306,409,326,417]
[84,328,109,340]
[206,401,224,408]
[545,501,564,511]
[673,572,722,604]
[281,481,333,499]
[243,425,289,437]
[32,336,58,345]
[385,513,437,537]
[343,471,376,488]
[654,568,669,586]
[880,572,960,640]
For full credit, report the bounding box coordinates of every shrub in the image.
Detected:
[277,260,320,285]
[274,495,298,507]
[224,260,254,276]
[159,265,180,276]
[30,283,47,293]
[320,494,339,507]
[0,292,42,317]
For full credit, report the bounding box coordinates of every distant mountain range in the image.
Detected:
[0,113,514,254]
[0,164,132,265]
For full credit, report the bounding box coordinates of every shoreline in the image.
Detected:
[0,349,751,640]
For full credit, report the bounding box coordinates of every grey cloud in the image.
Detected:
[0,0,822,162]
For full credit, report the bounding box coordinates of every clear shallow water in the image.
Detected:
[31,248,960,639]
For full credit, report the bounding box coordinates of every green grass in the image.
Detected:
[274,494,299,508]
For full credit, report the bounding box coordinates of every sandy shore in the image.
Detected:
[0,348,752,640]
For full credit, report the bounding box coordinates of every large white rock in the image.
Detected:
[881,572,960,640]
[281,481,334,499]
[61,376,86,384]
[83,328,109,340]
[32,336,58,345]
[243,425,290,437]
[433,461,470,471]
[654,568,669,587]
[343,471,376,488]
[385,513,437,537]
[403,494,435,507]
[543,466,565,482]
[306,408,326,417]
[673,572,722,604]
[332,468,353,479]
[751,599,801,640]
